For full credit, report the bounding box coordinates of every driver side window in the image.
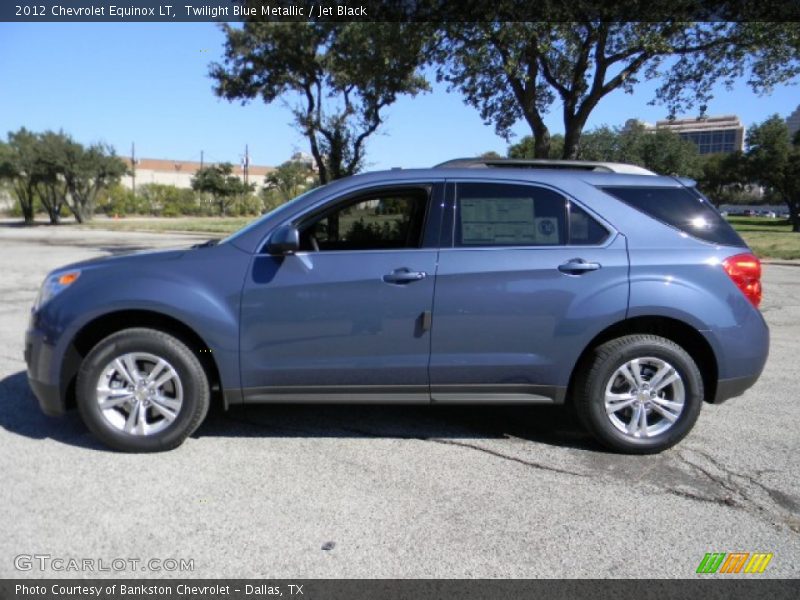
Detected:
[299,188,429,252]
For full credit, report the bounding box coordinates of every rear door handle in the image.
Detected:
[558,259,601,275]
[383,268,427,284]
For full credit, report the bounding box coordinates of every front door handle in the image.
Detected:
[383,268,427,284]
[558,258,601,275]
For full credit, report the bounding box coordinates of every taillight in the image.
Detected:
[722,253,762,308]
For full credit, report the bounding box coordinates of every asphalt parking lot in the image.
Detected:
[0,224,798,578]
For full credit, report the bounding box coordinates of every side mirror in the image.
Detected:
[267,225,300,255]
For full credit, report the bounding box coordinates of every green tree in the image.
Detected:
[745,115,800,231]
[0,128,41,224]
[508,134,565,159]
[0,129,127,224]
[573,127,618,161]
[265,160,314,202]
[506,123,701,176]
[437,21,800,159]
[34,131,72,224]
[191,162,252,216]
[697,151,747,206]
[62,141,128,223]
[210,21,429,183]
[623,125,701,177]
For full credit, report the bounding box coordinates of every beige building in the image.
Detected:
[120,158,274,190]
[652,115,745,154]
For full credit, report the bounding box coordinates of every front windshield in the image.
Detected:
[219,185,328,245]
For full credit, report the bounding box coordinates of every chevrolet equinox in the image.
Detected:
[25,160,769,453]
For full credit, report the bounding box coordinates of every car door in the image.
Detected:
[429,180,629,404]
[239,183,443,402]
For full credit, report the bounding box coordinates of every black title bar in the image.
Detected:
[2,580,800,600]
[3,1,800,22]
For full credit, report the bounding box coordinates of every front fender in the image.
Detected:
[36,243,249,393]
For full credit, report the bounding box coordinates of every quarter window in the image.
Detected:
[569,202,610,245]
[601,186,745,246]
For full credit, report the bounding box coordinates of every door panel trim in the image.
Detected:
[242,385,430,404]
[431,384,566,404]
[239,384,566,404]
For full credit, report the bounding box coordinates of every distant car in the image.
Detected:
[25,158,769,454]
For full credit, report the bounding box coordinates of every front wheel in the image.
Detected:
[76,328,210,452]
[573,334,704,454]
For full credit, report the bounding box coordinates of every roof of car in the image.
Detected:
[338,167,684,188]
[433,157,657,175]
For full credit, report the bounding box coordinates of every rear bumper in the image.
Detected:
[713,373,761,404]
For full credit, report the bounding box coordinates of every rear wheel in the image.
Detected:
[76,328,210,452]
[573,334,703,454]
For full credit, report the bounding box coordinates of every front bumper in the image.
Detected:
[25,325,66,416]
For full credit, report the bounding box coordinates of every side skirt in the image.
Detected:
[237,384,566,405]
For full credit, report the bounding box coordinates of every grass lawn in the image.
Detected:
[80,216,251,235]
[726,217,800,260]
[70,214,800,260]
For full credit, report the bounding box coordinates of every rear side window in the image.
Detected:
[455,183,567,246]
[601,186,745,246]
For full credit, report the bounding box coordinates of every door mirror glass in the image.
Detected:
[267,225,300,255]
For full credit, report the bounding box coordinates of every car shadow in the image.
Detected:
[0,371,105,450]
[0,370,598,452]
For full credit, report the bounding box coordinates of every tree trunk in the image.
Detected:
[790,202,800,232]
[519,102,551,158]
[562,112,590,160]
[534,131,551,159]
[21,202,34,225]
[66,196,85,223]
[16,183,35,224]
[524,119,550,158]
[562,127,583,160]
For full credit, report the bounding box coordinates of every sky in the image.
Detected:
[1,22,798,171]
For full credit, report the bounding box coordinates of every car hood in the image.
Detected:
[55,247,189,273]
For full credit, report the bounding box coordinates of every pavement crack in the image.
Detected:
[670,449,799,534]
[337,426,591,477]
[665,486,739,507]
[423,438,590,477]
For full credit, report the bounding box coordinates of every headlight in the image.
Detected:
[34,270,81,310]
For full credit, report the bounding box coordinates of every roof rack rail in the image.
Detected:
[433,157,656,175]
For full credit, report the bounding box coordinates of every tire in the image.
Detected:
[573,334,703,454]
[76,328,210,452]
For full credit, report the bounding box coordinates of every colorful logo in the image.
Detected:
[696,552,773,574]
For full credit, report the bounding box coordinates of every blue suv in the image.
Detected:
[25,160,769,453]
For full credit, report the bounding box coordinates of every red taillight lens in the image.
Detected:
[722,253,762,308]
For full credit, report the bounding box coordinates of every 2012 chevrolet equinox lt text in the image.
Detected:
[24,159,769,453]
